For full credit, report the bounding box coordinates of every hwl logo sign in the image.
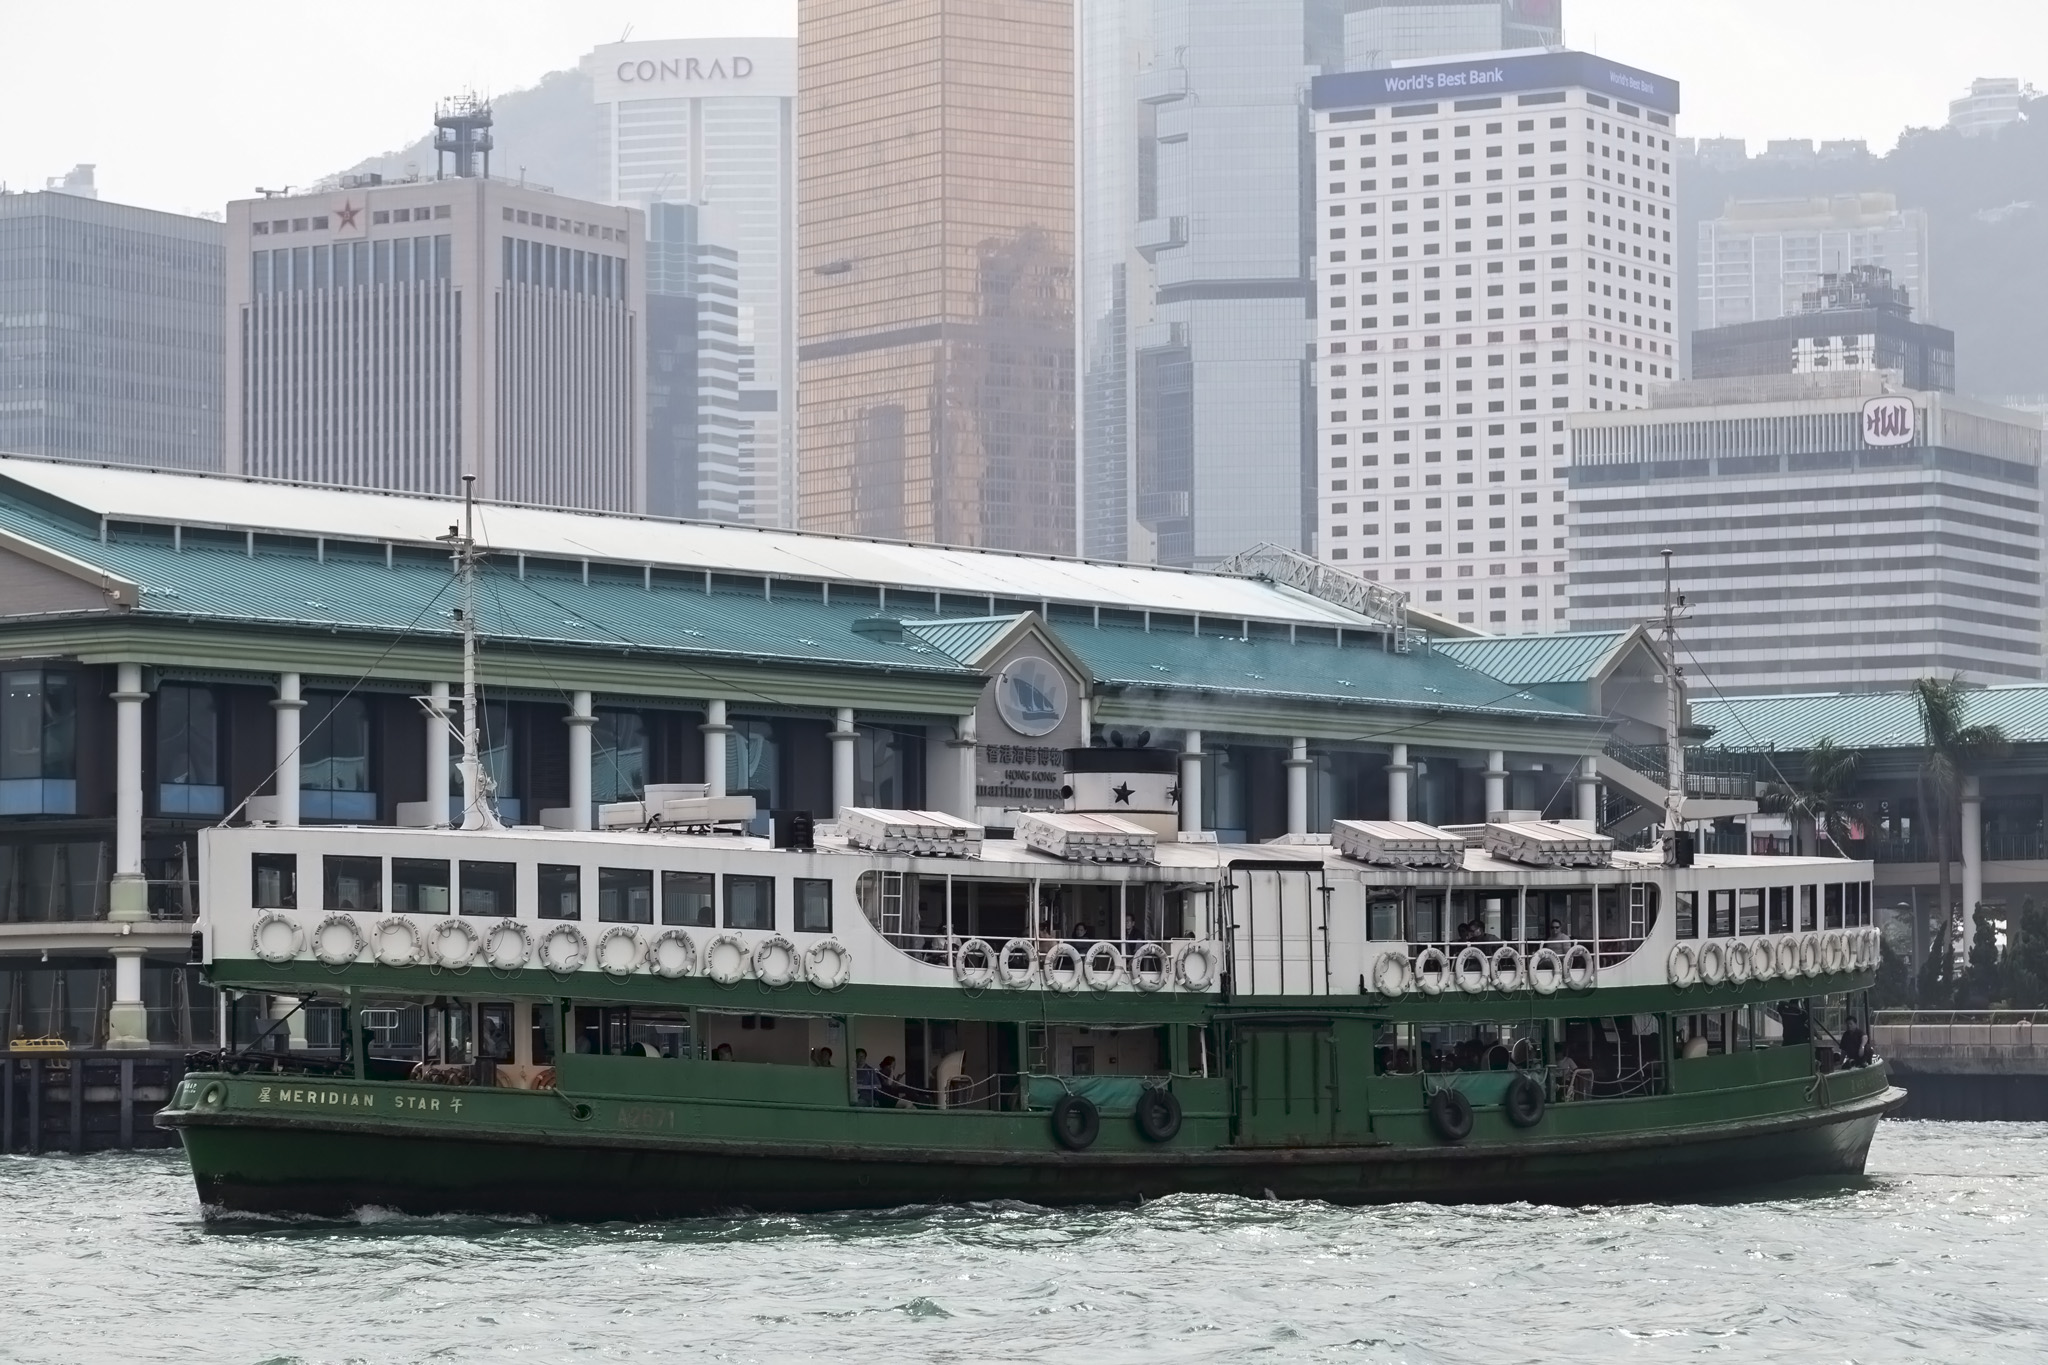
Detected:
[1862,396,1916,447]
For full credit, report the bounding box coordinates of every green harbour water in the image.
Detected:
[4,1120,2044,1363]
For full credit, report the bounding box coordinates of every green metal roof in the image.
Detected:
[1061,623,1587,723]
[902,615,1029,665]
[1696,685,2048,752]
[1433,630,1631,686]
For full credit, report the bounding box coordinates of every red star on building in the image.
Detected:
[333,201,360,229]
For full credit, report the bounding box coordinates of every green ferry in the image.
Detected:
[158,789,1898,1217]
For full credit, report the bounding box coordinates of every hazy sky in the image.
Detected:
[1,0,2038,216]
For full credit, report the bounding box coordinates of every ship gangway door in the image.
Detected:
[1230,1021,1338,1147]
[1225,860,1329,999]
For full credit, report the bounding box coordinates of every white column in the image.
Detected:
[702,700,731,798]
[107,662,150,1048]
[1485,750,1507,820]
[1387,743,1411,822]
[512,1000,533,1067]
[272,672,303,827]
[567,691,594,830]
[1576,756,1600,825]
[1179,730,1204,834]
[1285,737,1311,836]
[831,707,858,818]
[1961,774,1984,956]
[425,681,451,826]
[951,712,979,820]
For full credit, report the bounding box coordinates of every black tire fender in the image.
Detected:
[1504,1074,1547,1129]
[1427,1087,1474,1143]
[1051,1094,1101,1151]
[1135,1087,1183,1143]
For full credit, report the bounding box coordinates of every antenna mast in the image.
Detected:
[442,478,500,830]
[1660,549,1686,843]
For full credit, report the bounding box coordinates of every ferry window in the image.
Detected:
[323,855,382,912]
[1369,896,1402,940]
[1800,885,1818,932]
[460,860,517,917]
[539,864,582,920]
[1767,886,1792,934]
[1824,883,1844,929]
[1409,893,1442,942]
[478,1003,514,1061]
[1568,889,1594,942]
[1737,889,1763,936]
[1707,889,1734,938]
[252,853,296,909]
[599,867,654,923]
[662,870,714,926]
[795,878,833,932]
[393,858,450,914]
[1673,890,1696,939]
[1860,882,1874,926]
[725,874,774,930]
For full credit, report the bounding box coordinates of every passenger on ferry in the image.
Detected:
[855,1049,878,1105]
[1838,1016,1869,1068]
[1390,1047,1414,1074]
[711,1043,735,1061]
[813,1047,835,1068]
[875,1056,903,1107]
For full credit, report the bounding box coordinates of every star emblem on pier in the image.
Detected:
[334,200,360,229]
[1112,782,1134,804]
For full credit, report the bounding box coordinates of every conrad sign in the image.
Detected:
[585,39,796,101]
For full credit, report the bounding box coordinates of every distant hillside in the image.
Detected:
[1679,100,2048,403]
[326,69,606,203]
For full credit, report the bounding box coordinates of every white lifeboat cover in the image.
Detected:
[1331,819,1466,869]
[840,808,984,857]
[1483,819,1614,868]
[1015,810,1157,863]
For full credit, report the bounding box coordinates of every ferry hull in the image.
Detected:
[167,1088,1900,1219]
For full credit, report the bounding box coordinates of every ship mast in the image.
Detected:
[1660,548,1685,849]
[442,477,500,831]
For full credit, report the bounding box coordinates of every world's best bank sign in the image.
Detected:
[1311,50,1679,115]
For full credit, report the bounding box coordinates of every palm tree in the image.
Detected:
[1909,675,2008,993]
[1758,738,1859,856]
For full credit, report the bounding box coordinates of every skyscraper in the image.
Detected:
[0,183,224,471]
[645,203,747,521]
[1310,50,1682,632]
[1698,194,1931,331]
[583,39,797,526]
[225,104,648,510]
[797,0,1075,555]
[1076,0,1562,570]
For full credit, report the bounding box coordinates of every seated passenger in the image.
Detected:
[1392,1047,1414,1074]
[814,1046,835,1068]
[856,1048,879,1105]
[875,1055,903,1107]
[1838,1018,1868,1067]
[711,1042,735,1061]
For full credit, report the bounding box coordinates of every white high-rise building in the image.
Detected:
[1309,49,1680,633]
[584,39,797,527]
[1949,77,2026,137]
[225,162,647,511]
[1697,194,1931,331]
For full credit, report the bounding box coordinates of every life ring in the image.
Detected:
[537,922,588,974]
[483,919,531,971]
[997,938,1038,989]
[953,937,997,989]
[1174,941,1219,992]
[431,917,481,970]
[1428,1087,1474,1143]
[1798,933,1823,978]
[311,913,364,967]
[1413,946,1450,997]
[1725,939,1752,986]
[704,933,751,986]
[1666,942,1697,988]
[1750,938,1776,981]
[1490,945,1524,993]
[251,911,303,966]
[1827,932,1849,974]
[373,916,422,968]
[1453,945,1490,995]
[1865,927,1883,968]
[1051,1093,1100,1151]
[1135,1087,1182,1143]
[1528,946,1563,996]
[753,934,800,987]
[1082,941,1125,992]
[596,926,644,978]
[648,928,697,979]
[1504,1074,1546,1128]
[1042,941,1083,993]
[1129,942,1170,993]
[1562,943,1596,991]
[1373,951,1411,997]
[805,938,851,990]
[1696,940,1726,986]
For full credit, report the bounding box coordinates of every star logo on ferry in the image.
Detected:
[1111,782,1135,804]
[334,200,360,229]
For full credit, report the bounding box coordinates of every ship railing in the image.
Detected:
[864,1068,1019,1112]
[1570,1061,1663,1101]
